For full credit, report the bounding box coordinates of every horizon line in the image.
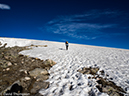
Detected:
[0,37,129,51]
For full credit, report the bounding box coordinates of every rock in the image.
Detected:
[36,75,49,81]
[6,68,10,71]
[41,69,49,75]
[0,44,52,95]
[4,56,9,60]
[32,59,35,62]
[29,44,48,48]
[19,69,28,74]
[96,78,126,96]
[0,41,2,46]
[20,77,35,93]
[24,70,28,74]
[78,66,126,96]
[7,62,12,66]
[77,67,99,75]
[1,43,7,48]
[29,68,49,77]
[103,86,120,96]
[90,68,99,75]
[14,63,17,65]
[45,67,50,71]
[44,45,47,47]
[25,77,31,81]
[44,59,56,67]
[30,81,49,94]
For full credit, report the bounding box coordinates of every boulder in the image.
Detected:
[44,59,56,67]
[30,81,49,94]
[29,68,49,77]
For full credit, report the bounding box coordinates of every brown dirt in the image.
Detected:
[0,42,55,96]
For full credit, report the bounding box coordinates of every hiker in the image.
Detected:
[65,41,69,50]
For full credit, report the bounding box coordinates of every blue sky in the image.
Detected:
[0,0,129,49]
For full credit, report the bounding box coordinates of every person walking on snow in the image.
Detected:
[65,41,69,50]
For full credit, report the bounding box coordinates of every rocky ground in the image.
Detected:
[77,67,126,96]
[0,42,56,96]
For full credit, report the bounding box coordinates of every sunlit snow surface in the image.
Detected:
[1,37,129,96]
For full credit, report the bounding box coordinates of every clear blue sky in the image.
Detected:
[0,0,129,49]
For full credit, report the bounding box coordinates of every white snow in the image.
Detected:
[0,37,129,96]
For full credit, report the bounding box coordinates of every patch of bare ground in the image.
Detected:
[78,67,126,96]
[0,42,56,96]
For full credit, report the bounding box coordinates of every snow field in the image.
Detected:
[1,37,129,96]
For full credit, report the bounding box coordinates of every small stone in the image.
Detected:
[8,62,12,66]
[96,77,101,80]
[25,77,31,80]
[34,77,36,79]
[24,70,28,74]
[19,69,28,74]
[32,59,35,62]
[14,63,17,65]
[6,68,10,71]
[36,79,40,82]
[4,56,9,59]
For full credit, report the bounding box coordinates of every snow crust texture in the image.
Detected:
[0,38,129,96]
